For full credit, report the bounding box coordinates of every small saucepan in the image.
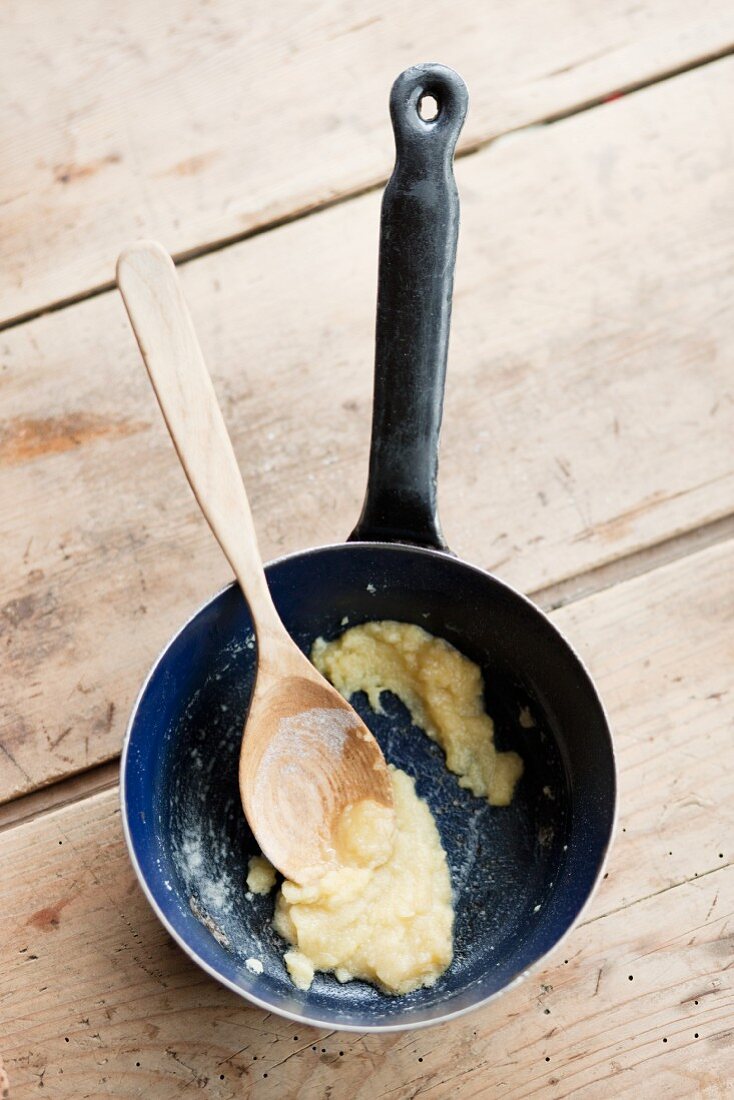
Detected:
[121,63,615,1031]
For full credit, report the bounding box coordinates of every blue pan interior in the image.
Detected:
[123,543,614,1029]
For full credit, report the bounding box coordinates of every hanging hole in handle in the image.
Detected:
[418,93,439,121]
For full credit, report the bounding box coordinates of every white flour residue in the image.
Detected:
[449,808,483,899]
[259,707,356,774]
[180,830,204,873]
[173,825,235,918]
[245,957,264,974]
[199,874,233,912]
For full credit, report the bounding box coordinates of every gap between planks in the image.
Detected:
[1,38,734,338]
[2,509,733,836]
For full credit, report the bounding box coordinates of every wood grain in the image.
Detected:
[1,538,732,1097]
[3,0,734,324]
[0,761,119,834]
[3,59,734,803]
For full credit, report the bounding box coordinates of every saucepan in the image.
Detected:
[121,63,615,1031]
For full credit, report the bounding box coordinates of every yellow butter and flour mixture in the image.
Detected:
[257,768,453,994]
[313,620,524,806]
[248,620,523,995]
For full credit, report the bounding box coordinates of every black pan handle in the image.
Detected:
[349,63,468,550]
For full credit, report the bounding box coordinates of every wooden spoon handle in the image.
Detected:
[117,240,284,643]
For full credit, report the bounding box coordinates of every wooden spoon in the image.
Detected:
[117,241,394,885]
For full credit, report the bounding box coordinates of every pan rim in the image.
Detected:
[120,538,617,1032]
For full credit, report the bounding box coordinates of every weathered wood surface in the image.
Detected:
[2,539,732,1097]
[3,58,734,803]
[3,0,734,325]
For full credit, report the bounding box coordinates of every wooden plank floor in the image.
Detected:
[1,4,733,1096]
[3,0,734,325]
